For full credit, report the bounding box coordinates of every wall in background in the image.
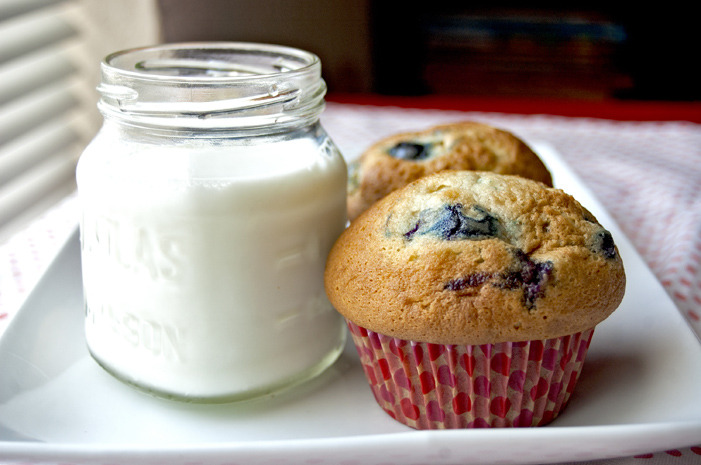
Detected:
[157,0,374,94]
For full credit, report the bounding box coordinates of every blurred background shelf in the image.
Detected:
[158,0,699,102]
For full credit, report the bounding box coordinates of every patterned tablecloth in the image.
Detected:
[0,101,700,464]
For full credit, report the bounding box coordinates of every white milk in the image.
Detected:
[77,126,348,401]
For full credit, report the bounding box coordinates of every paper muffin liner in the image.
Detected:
[346,320,595,429]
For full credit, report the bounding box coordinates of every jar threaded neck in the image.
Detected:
[97,42,326,131]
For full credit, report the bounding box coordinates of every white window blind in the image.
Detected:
[0,0,89,241]
[0,0,161,241]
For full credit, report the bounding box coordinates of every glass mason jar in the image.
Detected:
[76,43,348,402]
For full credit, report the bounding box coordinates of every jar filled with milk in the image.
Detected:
[77,43,348,402]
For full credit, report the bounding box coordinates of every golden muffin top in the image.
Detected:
[347,121,553,221]
[327,170,625,345]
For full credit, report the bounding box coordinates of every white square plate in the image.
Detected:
[1,144,700,465]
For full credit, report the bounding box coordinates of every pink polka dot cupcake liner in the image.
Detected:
[346,320,595,429]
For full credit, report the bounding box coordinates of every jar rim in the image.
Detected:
[96,42,326,132]
[102,42,321,83]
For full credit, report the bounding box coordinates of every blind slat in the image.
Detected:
[0,46,78,106]
[0,0,65,22]
[0,82,80,144]
[0,144,78,229]
[0,118,80,186]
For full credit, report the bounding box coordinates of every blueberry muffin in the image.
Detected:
[347,121,553,221]
[325,171,625,429]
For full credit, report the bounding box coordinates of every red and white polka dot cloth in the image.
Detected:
[0,102,699,464]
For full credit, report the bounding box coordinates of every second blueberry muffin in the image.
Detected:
[325,170,625,429]
[347,121,553,221]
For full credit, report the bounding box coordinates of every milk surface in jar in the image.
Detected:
[76,43,348,401]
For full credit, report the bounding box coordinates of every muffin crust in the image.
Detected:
[326,171,626,345]
[347,122,553,220]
